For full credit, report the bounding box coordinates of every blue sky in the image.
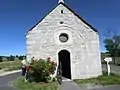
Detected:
[0,0,120,56]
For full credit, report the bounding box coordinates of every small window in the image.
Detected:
[60,21,64,24]
[59,33,69,43]
[61,10,63,13]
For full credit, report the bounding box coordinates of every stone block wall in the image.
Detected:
[26,4,102,79]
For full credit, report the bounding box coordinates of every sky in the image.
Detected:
[0,0,120,56]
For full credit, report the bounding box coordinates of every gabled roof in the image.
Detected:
[26,2,98,34]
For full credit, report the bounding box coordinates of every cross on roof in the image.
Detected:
[58,0,64,3]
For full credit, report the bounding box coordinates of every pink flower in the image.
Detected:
[51,61,55,65]
[26,66,30,71]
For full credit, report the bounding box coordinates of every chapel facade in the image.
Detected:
[26,0,102,80]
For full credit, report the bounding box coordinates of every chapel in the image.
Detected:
[26,0,102,80]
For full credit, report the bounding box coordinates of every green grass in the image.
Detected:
[74,71,120,86]
[13,77,58,90]
[0,60,21,71]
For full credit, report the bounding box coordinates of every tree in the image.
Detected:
[113,35,120,55]
[104,38,115,56]
[16,55,19,58]
[9,55,15,61]
[0,56,2,62]
[19,55,23,60]
[104,35,120,64]
[23,55,26,59]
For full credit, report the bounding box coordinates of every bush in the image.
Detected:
[27,57,57,83]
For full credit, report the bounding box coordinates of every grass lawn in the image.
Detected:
[74,71,120,87]
[0,60,21,71]
[13,77,58,90]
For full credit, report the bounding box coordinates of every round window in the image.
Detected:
[59,33,69,43]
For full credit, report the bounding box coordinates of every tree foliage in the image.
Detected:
[9,55,15,61]
[19,55,26,60]
[104,35,120,56]
[0,56,2,62]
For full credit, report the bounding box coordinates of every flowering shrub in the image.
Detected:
[27,57,57,83]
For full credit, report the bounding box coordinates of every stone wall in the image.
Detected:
[26,3,102,79]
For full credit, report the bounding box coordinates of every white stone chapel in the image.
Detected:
[26,0,102,80]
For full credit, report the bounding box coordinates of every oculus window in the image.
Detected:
[59,33,69,43]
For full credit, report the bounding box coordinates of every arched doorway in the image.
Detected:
[58,50,71,79]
